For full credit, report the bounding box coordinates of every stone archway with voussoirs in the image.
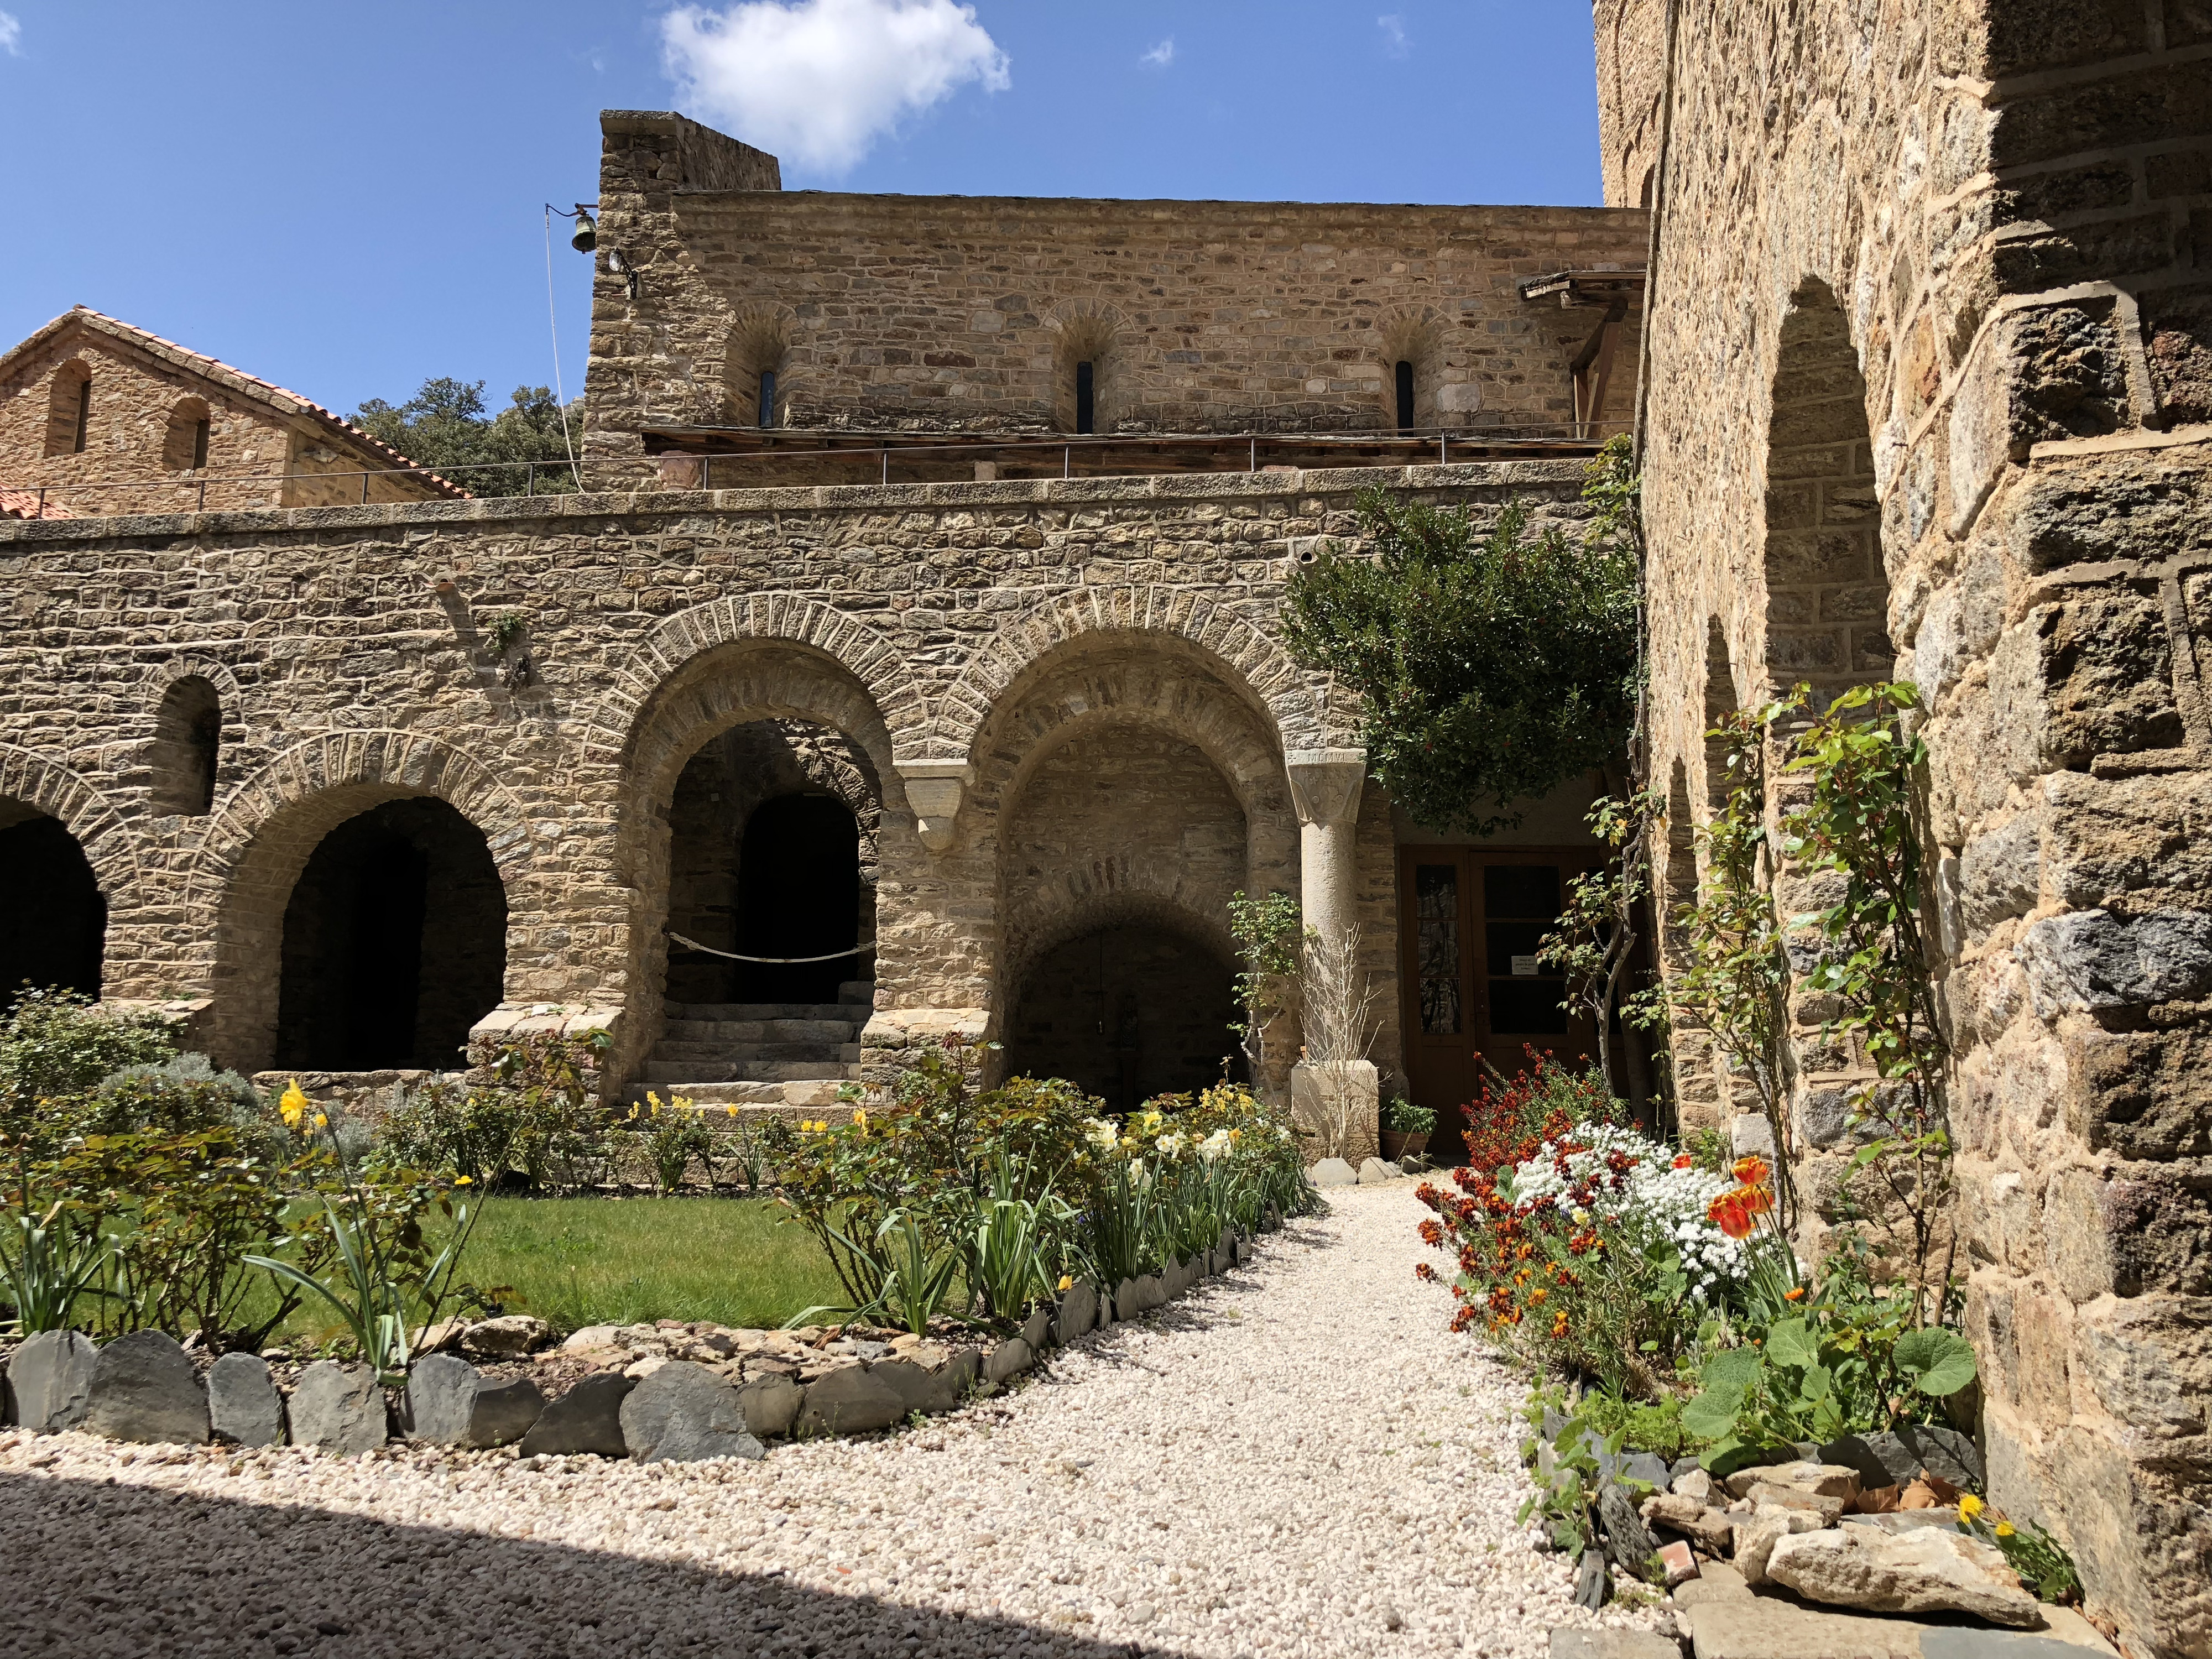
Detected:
[935,586,1344,768]
[580,592,928,770]
[612,638,912,1086]
[185,732,544,1073]
[0,745,148,1003]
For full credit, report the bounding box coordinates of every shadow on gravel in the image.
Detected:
[0,1470,1160,1659]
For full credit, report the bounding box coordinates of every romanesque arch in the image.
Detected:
[935,585,1338,764]
[613,638,909,1073]
[186,732,539,1071]
[0,743,143,900]
[581,592,926,768]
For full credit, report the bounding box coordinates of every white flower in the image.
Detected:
[1084,1119,1120,1151]
[1198,1129,1233,1162]
[1156,1133,1186,1158]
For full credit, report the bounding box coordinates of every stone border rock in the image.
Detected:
[0,1227,1253,1467]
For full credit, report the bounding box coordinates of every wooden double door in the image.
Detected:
[1396,847,1600,1157]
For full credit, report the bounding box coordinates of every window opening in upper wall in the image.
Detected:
[149,675,222,817]
[758,369,778,429]
[47,362,93,456]
[192,418,210,469]
[72,375,91,453]
[1075,362,1095,435]
[1395,361,1416,432]
[163,398,212,472]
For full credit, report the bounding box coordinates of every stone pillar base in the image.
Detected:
[1291,1058,1379,1165]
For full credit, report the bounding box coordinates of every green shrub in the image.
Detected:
[0,990,179,1145]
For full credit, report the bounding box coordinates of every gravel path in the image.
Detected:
[0,1183,1667,1658]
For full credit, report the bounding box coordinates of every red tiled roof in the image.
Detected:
[1,487,75,520]
[0,307,471,498]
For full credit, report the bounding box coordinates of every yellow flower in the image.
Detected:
[279,1079,309,1130]
[1958,1495,1984,1523]
[312,1112,328,1129]
[1057,1275,1073,1292]
[853,1108,869,1136]
[726,1105,737,1118]
[1994,1521,2015,1538]
[455,1175,473,1186]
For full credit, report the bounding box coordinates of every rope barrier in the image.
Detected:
[667,930,877,965]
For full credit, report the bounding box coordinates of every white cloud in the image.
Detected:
[661,0,1009,176]
[0,12,23,56]
[1141,36,1173,68]
[1376,13,1407,58]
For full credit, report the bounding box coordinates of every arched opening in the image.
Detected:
[0,806,106,1005]
[1395,360,1416,432]
[46,359,92,457]
[149,675,222,816]
[1074,361,1095,435]
[1762,279,1892,702]
[162,397,211,472]
[1007,920,1243,1112]
[724,313,792,429]
[274,797,507,1071]
[735,795,860,1005]
[663,718,878,1008]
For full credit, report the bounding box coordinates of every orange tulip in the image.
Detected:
[1731,1154,1771,1188]
[1708,1190,1755,1239]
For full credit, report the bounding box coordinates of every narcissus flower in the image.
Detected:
[279,1080,309,1131]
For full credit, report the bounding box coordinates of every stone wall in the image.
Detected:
[0,460,1593,1113]
[1621,0,2212,1650]
[580,111,1649,484]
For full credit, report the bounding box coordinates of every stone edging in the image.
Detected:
[0,1229,1251,1463]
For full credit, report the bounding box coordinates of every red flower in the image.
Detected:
[1672,1154,1693,1170]
[1708,1189,1755,1239]
[1731,1154,1772,1188]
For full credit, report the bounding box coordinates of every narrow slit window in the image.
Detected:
[1394,360,1415,433]
[1075,361,1095,435]
[73,375,92,453]
[191,418,210,469]
[757,369,778,429]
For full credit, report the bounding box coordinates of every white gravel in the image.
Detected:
[0,1183,1668,1657]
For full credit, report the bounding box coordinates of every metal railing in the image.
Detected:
[3,458,577,518]
[7,421,1632,519]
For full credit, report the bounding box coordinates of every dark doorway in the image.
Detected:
[276,798,506,1071]
[0,812,106,1006]
[733,794,860,1005]
[1007,923,1241,1113]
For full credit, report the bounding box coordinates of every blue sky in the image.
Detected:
[0,2,1601,420]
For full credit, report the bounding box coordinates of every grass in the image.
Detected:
[453,1195,847,1332]
[225,1194,850,1346]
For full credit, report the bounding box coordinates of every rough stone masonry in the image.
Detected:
[1604,1,2212,1653]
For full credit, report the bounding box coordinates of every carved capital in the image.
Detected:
[1283,747,1368,828]
[894,758,972,853]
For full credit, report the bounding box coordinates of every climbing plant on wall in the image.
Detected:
[1282,437,1641,835]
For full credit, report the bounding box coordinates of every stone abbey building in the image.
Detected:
[2,3,2208,1650]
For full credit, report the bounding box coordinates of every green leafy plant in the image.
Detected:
[0,1187,111,1334]
[1540,789,1667,1100]
[1227,889,1302,1083]
[1380,1097,1435,1135]
[0,990,180,1149]
[1283,440,1641,835]
[246,1085,483,1381]
[1957,1496,2081,1604]
[626,1093,716,1193]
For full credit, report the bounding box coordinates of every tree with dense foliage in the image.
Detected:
[1281,440,1641,834]
[349,378,582,497]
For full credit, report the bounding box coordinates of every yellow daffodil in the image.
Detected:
[279,1079,309,1131]
[455,1175,473,1186]
[726,1105,738,1118]
[313,1112,328,1129]
[853,1108,869,1136]
[1958,1494,1984,1523]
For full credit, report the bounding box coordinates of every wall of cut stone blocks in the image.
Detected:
[578,112,1650,486]
[1609,0,2212,1650]
[0,460,1592,1123]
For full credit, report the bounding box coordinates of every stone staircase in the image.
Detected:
[634,980,873,1110]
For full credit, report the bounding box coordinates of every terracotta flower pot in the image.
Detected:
[1379,1129,1430,1164]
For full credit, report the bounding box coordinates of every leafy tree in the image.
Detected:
[1282,440,1641,834]
[349,378,581,497]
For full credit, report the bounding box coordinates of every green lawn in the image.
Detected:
[451,1195,848,1332]
[233,1195,851,1345]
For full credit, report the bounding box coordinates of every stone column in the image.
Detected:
[1284,747,1367,951]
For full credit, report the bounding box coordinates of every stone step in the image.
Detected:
[628,1080,851,1110]
[651,1041,863,1064]
[660,1018,860,1045]
[642,1060,864,1085]
[665,1001,867,1023]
